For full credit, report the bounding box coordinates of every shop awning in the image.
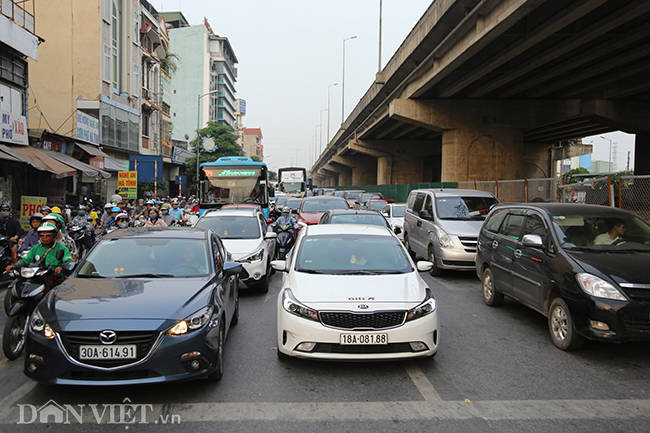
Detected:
[104,156,130,172]
[74,141,109,158]
[0,145,21,161]
[8,145,77,178]
[42,150,111,179]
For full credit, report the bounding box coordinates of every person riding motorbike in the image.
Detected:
[103,207,120,231]
[0,203,21,243]
[42,214,78,262]
[160,203,175,225]
[144,208,167,227]
[275,206,298,230]
[115,213,131,229]
[70,205,94,252]
[5,222,73,279]
[168,200,185,225]
[18,212,43,251]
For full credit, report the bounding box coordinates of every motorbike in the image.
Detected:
[184,210,199,227]
[2,249,74,360]
[68,225,88,259]
[0,235,14,283]
[273,221,296,260]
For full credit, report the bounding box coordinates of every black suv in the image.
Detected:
[476,203,650,351]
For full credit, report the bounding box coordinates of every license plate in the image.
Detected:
[340,333,388,345]
[79,345,137,360]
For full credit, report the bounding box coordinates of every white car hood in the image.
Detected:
[288,271,428,309]
[222,238,264,259]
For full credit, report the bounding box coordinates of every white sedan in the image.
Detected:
[380,203,406,241]
[272,224,439,360]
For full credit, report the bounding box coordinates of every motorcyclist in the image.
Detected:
[144,207,167,227]
[115,213,131,229]
[43,213,78,262]
[70,205,94,252]
[19,212,43,251]
[160,204,175,225]
[104,207,120,231]
[274,206,299,233]
[5,222,73,278]
[168,200,185,224]
[0,203,21,242]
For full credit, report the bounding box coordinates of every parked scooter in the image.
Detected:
[2,249,74,360]
[0,236,14,283]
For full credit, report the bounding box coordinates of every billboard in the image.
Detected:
[20,196,47,230]
[117,171,138,199]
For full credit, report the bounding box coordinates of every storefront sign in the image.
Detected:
[117,171,137,199]
[75,111,100,145]
[172,146,193,164]
[89,157,105,169]
[20,196,47,231]
[1,109,28,145]
[46,179,66,206]
[36,137,66,153]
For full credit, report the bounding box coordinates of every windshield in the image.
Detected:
[360,193,382,203]
[296,234,412,274]
[201,165,267,206]
[301,199,349,212]
[368,200,389,211]
[391,205,406,218]
[334,191,346,197]
[329,213,389,228]
[195,215,261,239]
[275,197,288,208]
[77,238,210,278]
[286,199,302,210]
[436,196,498,220]
[552,213,650,251]
[282,182,303,193]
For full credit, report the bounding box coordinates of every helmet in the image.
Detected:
[41,206,52,214]
[78,205,86,210]
[0,203,10,212]
[147,200,154,205]
[111,207,120,213]
[29,212,43,222]
[105,203,114,209]
[51,206,62,214]
[43,213,65,226]
[161,203,170,210]
[115,213,129,220]
[37,222,58,233]
[282,206,290,213]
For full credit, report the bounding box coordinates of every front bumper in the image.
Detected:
[569,296,650,343]
[237,258,267,285]
[435,246,477,271]
[277,300,439,360]
[24,322,222,385]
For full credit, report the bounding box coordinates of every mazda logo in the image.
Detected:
[99,330,117,345]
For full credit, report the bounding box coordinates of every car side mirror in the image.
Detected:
[265,231,278,239]
[271,260,287,272]
[56,249,65,260]
[416,261,434,272]
[267,218,273,224]
[522,234,543,248]
[60,262,76,276]
[223,262,243,276]
[394,227,402,235]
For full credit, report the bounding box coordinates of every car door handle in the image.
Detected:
[514,249,522,259]
[417,221,422,227]
[492,240,498,249]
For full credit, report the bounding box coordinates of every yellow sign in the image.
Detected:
[20,196,47,230]
[117,171,138,199]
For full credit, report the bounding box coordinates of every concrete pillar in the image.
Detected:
[377,156,392,185]
[441,127,524,182]
[351,158,377,186]
[338,171,352,186]
[635,132,650,175]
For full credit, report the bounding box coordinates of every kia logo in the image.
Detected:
[358,304,369,310]
[99,330,117,345]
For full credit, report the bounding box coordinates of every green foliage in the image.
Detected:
[563,167,590,184]
[185,122,244,181]
[138,180,169,197]
[160,50,179,77]
[250,155,262,163]
[269,171,278,182]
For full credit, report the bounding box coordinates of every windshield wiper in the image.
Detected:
[114,273,174,278]
[298,269,324,274]
[333,270,379,275]
[76,274,106,278]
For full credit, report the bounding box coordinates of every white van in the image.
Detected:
[403,189,498,275]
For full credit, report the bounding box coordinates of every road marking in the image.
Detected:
[403,361,443,402]
[0,358,8,369]
[0,381,37,422]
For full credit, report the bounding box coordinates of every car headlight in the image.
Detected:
[576,273,626,301]
[282,289,318,322]
[237,248,264,263]
[167,305,214,336]
[436,227,457,249]
[406,289,437,322]
[30,309,56,339]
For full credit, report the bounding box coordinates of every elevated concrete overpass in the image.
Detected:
[311,0,650,187]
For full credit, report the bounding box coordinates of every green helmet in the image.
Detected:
[43,213,65,226]
[161,203,170,210]
[37,221,59,234]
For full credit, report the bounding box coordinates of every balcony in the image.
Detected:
[1,0,35,34]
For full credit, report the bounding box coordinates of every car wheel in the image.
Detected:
[207,323,225,381]
[548,298,585,351]
[2,314,27,360]
[427,246,444,276]
[482,268,504,306]
[404,234,416,260]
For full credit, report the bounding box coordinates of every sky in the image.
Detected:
[153,0,637,175]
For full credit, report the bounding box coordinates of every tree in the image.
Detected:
[160,49,179,77]
[185,122,244,181]
[563,167,589,184]
[250,155,262,163]
[269,171,278,182]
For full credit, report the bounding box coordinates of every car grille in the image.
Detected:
[319,311,406,330]
[239,267,250,280]
[60,370,162,381]
[60,331,160,368]
[442,260,476,267]
[458,236,478,253]
[622,318,650,332]
[620,288,650,304]
[314,343,414,354]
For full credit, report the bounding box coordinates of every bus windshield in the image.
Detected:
[201,166,268,208]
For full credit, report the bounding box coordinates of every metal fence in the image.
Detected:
[335,174,650,222]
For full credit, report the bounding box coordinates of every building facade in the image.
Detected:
[242,128,263,161]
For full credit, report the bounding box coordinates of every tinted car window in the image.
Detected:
[406,193,417,211]
[483,208,508,233]
[302,199,349,212]
[391,205,405,218]
[524,214,547,238]
[196,216,261,239]
[412,193,426,213]
[329,214,390,227]
[424,195,433,214]
[436,196,499,220]
[499,214,525,240]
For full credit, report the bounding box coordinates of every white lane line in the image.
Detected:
[403,361,443,402]
[0,381,37,423]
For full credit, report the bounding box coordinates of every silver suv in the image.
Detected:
[403,189,498,275]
